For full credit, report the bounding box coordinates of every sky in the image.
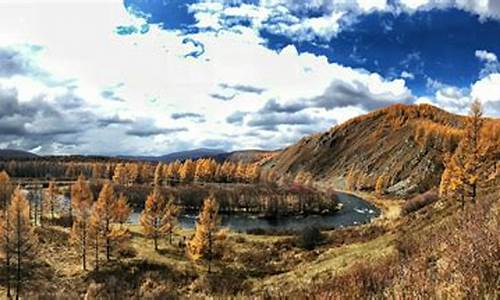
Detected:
[0,0,499,156]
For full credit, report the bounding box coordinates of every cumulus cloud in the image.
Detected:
[475,49,500,77]
[2,0,493,156]
[186,0,500,45]
[0,46,40,78]
[400,0,500,20]
[475,49,498,62]
[417,72,500,116]
[471,73,500,113]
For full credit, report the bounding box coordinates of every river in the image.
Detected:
[128,192,380,232]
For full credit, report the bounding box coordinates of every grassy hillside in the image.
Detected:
[265,104,484,197]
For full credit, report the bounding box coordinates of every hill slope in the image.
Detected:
[0,149,39,159]
[265,104,470,197]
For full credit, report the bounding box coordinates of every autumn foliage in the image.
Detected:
[187,194,226,273]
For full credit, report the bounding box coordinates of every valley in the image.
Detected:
[0,103,498,299]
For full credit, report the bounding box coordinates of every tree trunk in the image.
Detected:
[106,217,110,261]
[34,200,38,227]
[154,218,158,252]
[16,209,21,300]
[95,233,99,271]
[82,222,87,271]
[471,183,477,204]
[5,215,11,299]
[208,230,212,274]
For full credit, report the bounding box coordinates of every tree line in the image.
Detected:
[0,158,271,186]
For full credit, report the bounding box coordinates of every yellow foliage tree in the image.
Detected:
[140,187,169,251]
[114,193,132,226]
[70,175,94,270]
[112,163,128,185]
[90,181,116,263]
[179,160,195,184]
[44,181,59,220]
[375,175,388,196]
[0,170,13,211]
[440,99,485,207]
[154,163,163,187]
[127,163,139,185]
[1,188,37,299]
[187,194,226,273]
[162,197,180,244]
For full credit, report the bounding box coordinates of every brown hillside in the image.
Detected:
[264,104,484,197]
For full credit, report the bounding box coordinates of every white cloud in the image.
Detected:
[401,71,415,80]
[418,72,500,116]
[5,0,498,155]
[475,49,498,62]
[471,73,500,104]
[399,0,500,20]
[475,49,500,77]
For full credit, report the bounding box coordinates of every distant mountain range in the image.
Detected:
[0,147,275,164]
[118,148,227,162]
[0,149,39,159]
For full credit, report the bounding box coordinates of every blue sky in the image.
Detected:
[0,0,499,155]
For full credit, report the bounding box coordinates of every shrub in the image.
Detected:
[402,189,438,216]
[296,226,324,250]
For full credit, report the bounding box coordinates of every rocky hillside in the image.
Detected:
[264,104,474,198]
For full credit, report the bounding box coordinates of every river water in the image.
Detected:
[129,192,380,232]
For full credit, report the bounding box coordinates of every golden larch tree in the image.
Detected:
[90,181,116,262]
[375,175,388,196]
[440,99,485,207]
[162,197,180,244]
[126,163,139,185]
[0,170,13,211]
[0,199,13,298]
[140,187,168,251]
[4,188,37,299]
[154,163,163,187]
[114,193,132,226]
[112,163,128,185]
[44,181,59,220]
[187,194,226,273]
[70,175,94,270]
[179,159,195,183]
